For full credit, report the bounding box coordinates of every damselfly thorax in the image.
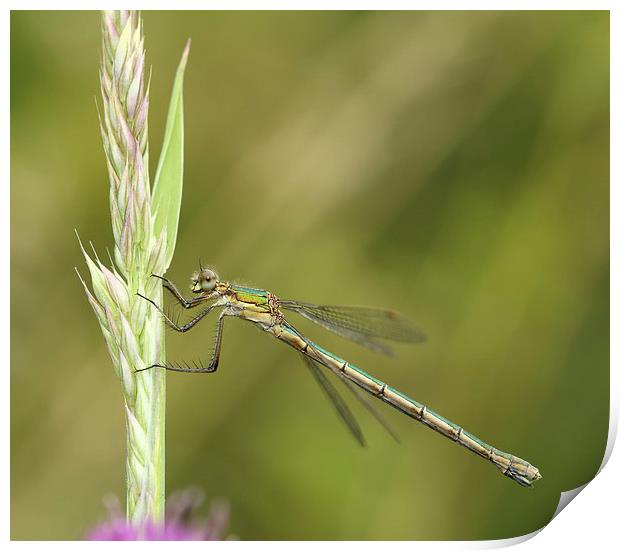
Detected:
[219,283,284,327]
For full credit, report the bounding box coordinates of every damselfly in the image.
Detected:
[137,266,541,487]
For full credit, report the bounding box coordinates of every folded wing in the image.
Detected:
[281,301,426,355]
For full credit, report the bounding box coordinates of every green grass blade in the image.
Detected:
[152,39,190,271]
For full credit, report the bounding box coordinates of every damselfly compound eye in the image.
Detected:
[197,268,218,292]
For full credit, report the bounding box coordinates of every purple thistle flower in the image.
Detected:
[88,489,231,541]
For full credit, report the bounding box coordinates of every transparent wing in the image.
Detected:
[300,353,366,447]
[337,373,400,443]
[301,351,399,444]
[282,300,426,355]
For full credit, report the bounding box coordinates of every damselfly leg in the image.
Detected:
[134,316,223,372]
[136,293,218,333]
[207,313,228,372]
[144,313,225,373]
[153,274,211,309]
[136,274,225,372]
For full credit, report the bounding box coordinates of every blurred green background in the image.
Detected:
[11,11,609,540]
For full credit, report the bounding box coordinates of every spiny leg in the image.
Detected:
[137,293,219,333]
[136,313,228,374]
[207,313,227,372]
[151,274,209,309]
[135,361,216,374]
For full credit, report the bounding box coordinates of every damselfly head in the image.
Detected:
[190,267,219,293]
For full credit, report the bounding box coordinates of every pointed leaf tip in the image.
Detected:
[152,41,190,273]
[181,39,191,66]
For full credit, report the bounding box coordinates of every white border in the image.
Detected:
[5,2,615,547]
